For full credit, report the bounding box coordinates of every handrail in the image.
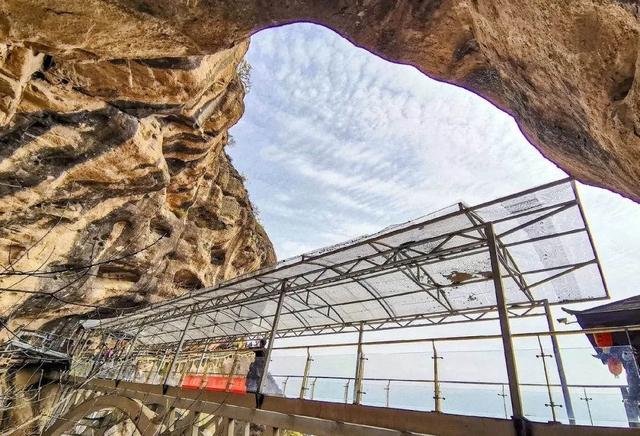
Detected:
[268,324,640,351]
[268,373,628,390]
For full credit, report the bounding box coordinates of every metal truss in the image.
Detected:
[89,178,607,349]
[138,301,549,351]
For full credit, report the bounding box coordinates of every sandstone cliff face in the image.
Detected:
[0,39,275,335]
[1,1,639,332]
[2,0,639,203]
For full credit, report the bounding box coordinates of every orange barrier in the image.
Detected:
[205,375,247,394]
[180,374,247,394]
[181,375,203,389]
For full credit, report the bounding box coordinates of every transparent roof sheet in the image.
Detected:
[93,179,608,345]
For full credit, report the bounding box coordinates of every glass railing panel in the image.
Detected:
[437,339,507,385]
[436,342,509,418]
[301,351,354,402]
[271,375,303,398]
[440,382,511,418]
[386,380,434,412]
[567,385,631,427]
[361,350,433,411]
[360,379,390,408]
[554,342,639,428]
[363,350,431,381]
[263,350,308,396]
[310,377,353,403]
[309,351,356,379]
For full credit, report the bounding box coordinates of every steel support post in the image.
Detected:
[487,224,524,421]
[432,340,443,412]
[258,283,287,395]
[196,346,208,374]
[69,329,87,357]
[353,322,365,404]
[153,350,168,384]
[570,180,610,298]
[543,299,575,424]
[115,327,143,382]
[89,333,107,375]
[343,379,351,404]
[310,377,318,400]
[536,335,558,422]
[385,380,391,408]
[299,347,312,399]
[163,312,194,388]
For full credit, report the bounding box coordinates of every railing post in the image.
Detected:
[536,335,559,422]
[195,345,208,374]
[353,322,365,404]
[543,299,575,424]
[487,224,524,422]
[115,327,143,382]
[432,340,444,412]
[343,379,351,404]
[499,384,509,418]
[299,347,312,399]
[163,312,194,389]
[225,351,240,392]
[282,376,290,397]
[153,350,168,384]
[385,380,391,408]
[310,377,318,400]
[258,282,287,396]
[580,388,594,425]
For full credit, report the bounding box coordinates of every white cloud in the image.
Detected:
[229,23,640,305]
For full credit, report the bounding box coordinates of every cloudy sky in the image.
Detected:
[229,23,640,305]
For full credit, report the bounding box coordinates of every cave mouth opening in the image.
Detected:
[228,22,640,303]
[228,22,569,260]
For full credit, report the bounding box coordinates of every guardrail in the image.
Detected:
[68,324,640,429]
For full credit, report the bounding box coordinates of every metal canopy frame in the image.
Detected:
[91,178,608,348]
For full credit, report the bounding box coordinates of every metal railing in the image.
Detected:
[258,325,640,427]
[1,329,72,365]
[68,324,640,429]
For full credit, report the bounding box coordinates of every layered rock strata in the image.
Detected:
[0,39,275,335]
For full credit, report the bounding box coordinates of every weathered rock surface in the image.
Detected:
[0,0,640,332]
[3,0,640,202]
[0,38,275,335]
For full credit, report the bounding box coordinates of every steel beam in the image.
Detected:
[353,322,365,405]
[543,300,575,424]
[258,283,287,395]
[163,312,194,388]
[487,224,523,420]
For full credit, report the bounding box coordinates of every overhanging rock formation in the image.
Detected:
[2,0,640,201]
[0,1,639,332]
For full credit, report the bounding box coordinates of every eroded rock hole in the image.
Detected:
[612,76,634,102]
[173,269,204,290]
